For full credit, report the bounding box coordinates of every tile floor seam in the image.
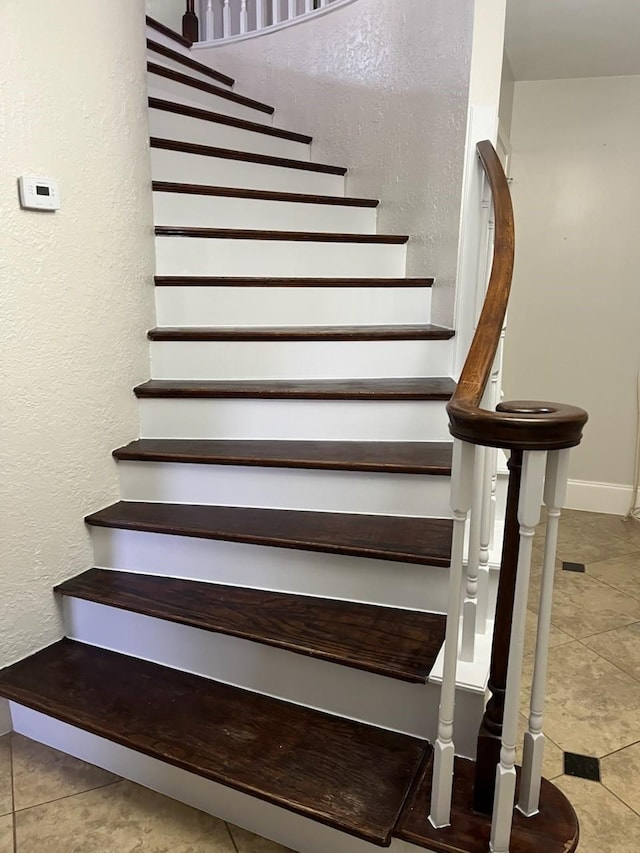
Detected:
[574,637,640,686]
[225,823,240,853]
[599,780,640,821]
[574,618,640,644]
[598,738,640,760]
[583,570,640,604]
[12,779,123,815]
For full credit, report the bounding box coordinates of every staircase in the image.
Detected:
[0,14,581,853]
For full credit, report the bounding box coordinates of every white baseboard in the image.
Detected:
[0,698,11,735]
[566,479,636,516]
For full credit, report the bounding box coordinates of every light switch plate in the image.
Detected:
[18,176,60,211]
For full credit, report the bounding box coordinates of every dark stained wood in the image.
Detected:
[473,449,522,815]
[56,569,446,683]
[182,0,199,43]
[148,324,454,341]
[154,226,409,244]
[146,15,192,48]
[152,180,378,208]
[395,754,579,853]
[133,377,456,400]
[447,142,587,451]
[147,63,275,115]
[85,502,453,567]
[113,438,453,475]
[0,639,428,845]
[150,137,346,175]
[146,43,235,88]
[154,275,433,287]
[148,99,311,144]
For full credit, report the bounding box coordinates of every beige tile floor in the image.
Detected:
[0,510,638,851]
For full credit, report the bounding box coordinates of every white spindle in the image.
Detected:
[204,0,214,40]
[222,0,231,36]
[240,0,248,32]
[288,0,297,19]
[320,0,330,6]
[256,0,266,30]
[490,451,546,853]
[272,0,281,24]
[460,445,485,661]
[518,449,570,817]
[430,439,475,828]
[305,0,314,11]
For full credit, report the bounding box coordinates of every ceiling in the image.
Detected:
[505,0,640,81]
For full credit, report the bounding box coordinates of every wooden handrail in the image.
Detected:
[447,141,587,451]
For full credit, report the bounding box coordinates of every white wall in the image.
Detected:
[0,1,155,670]
[499,52,515,136]
[146,0,184,34]
[504,75,640,509]
[196,0,474,326]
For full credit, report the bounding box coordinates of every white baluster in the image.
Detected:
[222,0,231,36]
[460,445,485,661]
[256,0,266,30]
[490,451,547,853]
[304,0,314,11]
[272,0,281,24]
[320,0,330,6]
[430,439,475,828]
[518,449,570,817]
[288,0,297,19]
[204,0,214,39]
[240,0,248,32]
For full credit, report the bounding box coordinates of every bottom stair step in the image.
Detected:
[0,639,428,846]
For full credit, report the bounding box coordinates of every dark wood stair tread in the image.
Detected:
[147,62,274,115]
[151,137,346,175]
[149,98,310,144]
[0,639,428,845]
[155,226,409,244]
[113,438,453,474]
[146,15,192,48]
[154,275,434,287]
[152,181,378,207]
[148,324,453,341]
[395,755,579,853]
[56,569,446,682]
[133,377,456,400]
[146,42,235,88]
[85,503,453,567]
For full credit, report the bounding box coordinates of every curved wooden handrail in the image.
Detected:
[447,141,588,450]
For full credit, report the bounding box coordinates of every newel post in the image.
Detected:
[183,0,199,43]
[473,448,523,815]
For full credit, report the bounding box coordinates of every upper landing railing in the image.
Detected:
[430,141,587,851]
[158,0,347,44]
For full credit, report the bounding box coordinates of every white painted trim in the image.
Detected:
[565,479,636,516]
[10,704,435,853]
[192,0,361,49]
[0,699,11,735]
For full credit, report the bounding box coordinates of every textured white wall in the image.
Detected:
[0,1,155,667]
[196,0,474,326]
[504,76,640,494]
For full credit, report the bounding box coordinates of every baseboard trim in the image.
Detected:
[0,698,11,735]
[566,479,636,516]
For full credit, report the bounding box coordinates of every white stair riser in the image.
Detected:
[146,54,234,88]
[62,598,447,741]
[155,285,431,326]
[117,461,453,518]
[10,707,447,852]
[149,338,454,380]
[149,108,309,159]
[151,148,344,194]
[147,76,273,124]
[154,237,407,278]
[145,26,192,55]
[152,192,376,233]
[138,398,451,441]
[90,526,450,611]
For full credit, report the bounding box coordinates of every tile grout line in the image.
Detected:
[574,636,640,685]
[599,779,640,821]
[225,822,240,853]
[598,737,640,761]
[12,778,123,815]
